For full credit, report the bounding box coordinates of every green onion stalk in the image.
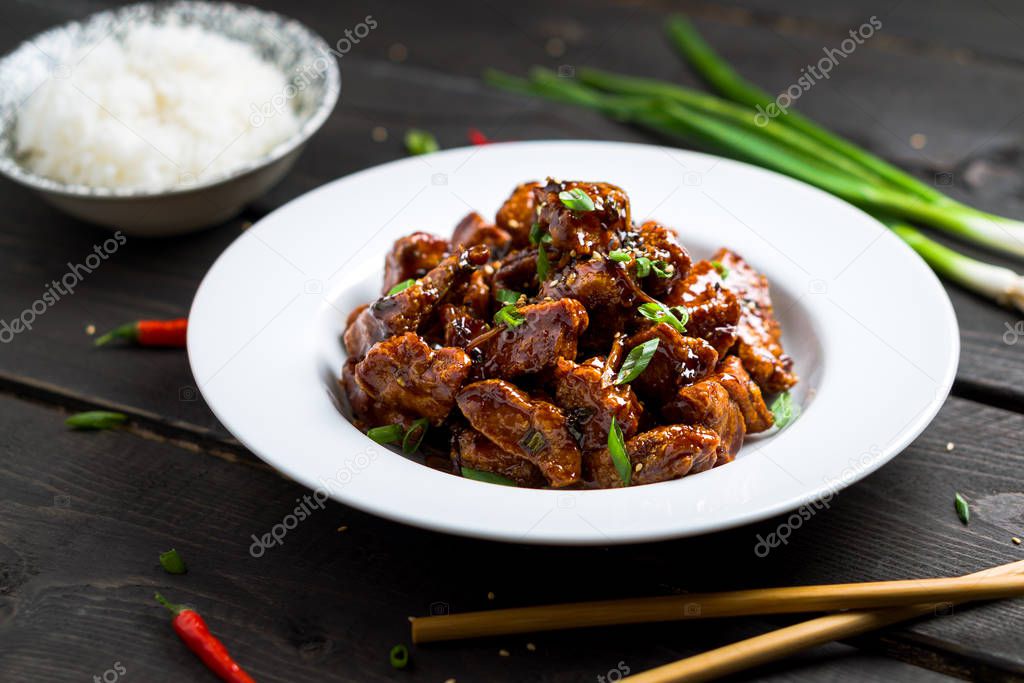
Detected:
[497,68,1024,258]
[883,219,1024,313]
[664,15,1024,259]
[484,69,1024,311]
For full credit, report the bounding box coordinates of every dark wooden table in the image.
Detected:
[3,1,1024,681]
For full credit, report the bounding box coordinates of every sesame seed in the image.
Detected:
[388,43,408,63]
[545,37,566,58]
[85,324,96,335]
[910,133,927,149]
[526,642,536,651]
[499,649,510,657]
[487,591,495,600]
[946,442,955,451]
[337,525,348,532]
[371,126,388,142]
[1014,537,1021,545]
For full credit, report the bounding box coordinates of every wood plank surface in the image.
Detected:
[1,1,1023,681]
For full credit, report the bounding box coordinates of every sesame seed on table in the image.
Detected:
[1,1,1023,681]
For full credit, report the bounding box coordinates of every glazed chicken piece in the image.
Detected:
[344,245,490,359]
[452,429,545,487]
[440,304,490,348]
[451,212,512,256]
[540,258,640,348]
[492,248,540,295]
[552,356,642,452]
[382,231,449,295]
[457,379,582,487]
[355,332,472,424]
[711,355,774,433]
[340,359,416,431]
[623,323,719,404]
[713,248,798,394]
[663,379,746,466]
[627,221,692,296]
[535,179,630,255]
[471,299,589,378]
[668,260,741,357]
[495,181,541,247]
[585,424,720,487]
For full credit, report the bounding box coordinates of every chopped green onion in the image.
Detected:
[615,338,660,385]
[536,246,551,282]
[529,222,552,246]
[461,467,517,486]
[494,304,526,328]
[389,644,410,669]
[635,257,652,278]
[65,411,127,431]
[954,492,970,525]
[367,424,404,444]
[637,301,687,334]
[770,391,798,429]
[607,417,631,485]
[608,249,631,262]
[711,261,729,279]
[387,279,416,296]
[402,418,429,454]
[651,260,672,278]
[158,549,187,575]
[404,129,438,155]
[558,188,596,212]
[496,288,522,305]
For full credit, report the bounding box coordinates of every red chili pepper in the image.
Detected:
[467,127,491,145]
[95,318,188,347]
[155,593,256,683]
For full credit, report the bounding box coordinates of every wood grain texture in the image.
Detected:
[1,1,1023,681]
[0,392,997,683]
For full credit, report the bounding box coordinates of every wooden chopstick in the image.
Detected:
[624,559,1024,683]
[411,570,1024,643]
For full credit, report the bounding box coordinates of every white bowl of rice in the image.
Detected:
[0,2,340,236]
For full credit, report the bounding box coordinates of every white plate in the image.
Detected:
[189,140,958,545]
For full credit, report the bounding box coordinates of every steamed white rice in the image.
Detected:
[15,21,301,191]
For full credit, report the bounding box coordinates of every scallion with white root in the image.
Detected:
[484,17,1024,312]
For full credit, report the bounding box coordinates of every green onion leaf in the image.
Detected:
[637,301,687,334]
[635,257,652,278]
[615,338,660,385]
[461,467,517,486]
[536,246,551,282]
[367,424,404,445]
[402,418,429,454]
[608,249,631,262]
[387,279,416,296]
[651,260,672,279]
[518,428,547,455]
[494,304,526,328]
[770,391,798,429]
[558,188,596,212]
[404,129,438,155]
[607,417,631,485]
[389,644,410,669]
[954,492,969,525]
[711,260,729,279]
[496,289,522,305]
[65,411,127,431]
[158,549,187,575]
[529,222,544,246]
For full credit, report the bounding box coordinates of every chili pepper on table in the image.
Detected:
[467,127,491,145]
[154,593,256,683]
[95,318,188,347]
